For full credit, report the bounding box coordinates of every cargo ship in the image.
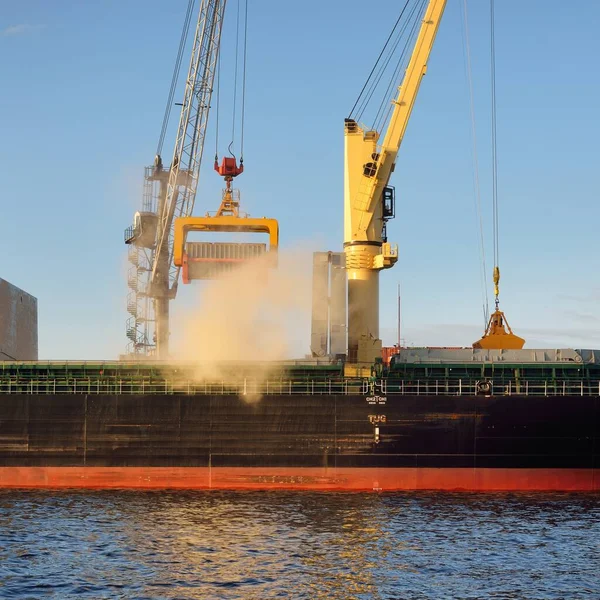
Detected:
[2,2,597,492]
[0,348,597,491]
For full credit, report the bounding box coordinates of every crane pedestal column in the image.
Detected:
[345,244,381,365]
[153,171,171,359]
[154,297,170,358]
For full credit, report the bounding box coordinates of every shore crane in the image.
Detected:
[125,0,226,359]
[344,0,447,365]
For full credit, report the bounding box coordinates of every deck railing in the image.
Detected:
[0,378,598,397]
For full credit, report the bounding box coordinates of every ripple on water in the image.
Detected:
[0,491,598,599]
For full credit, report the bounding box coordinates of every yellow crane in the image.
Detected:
[344,0,447,365]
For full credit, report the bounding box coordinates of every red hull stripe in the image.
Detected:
[0,467,597,491]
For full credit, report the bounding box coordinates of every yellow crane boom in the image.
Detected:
[344,0,447,361]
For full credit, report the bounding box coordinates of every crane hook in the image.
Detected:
[493,266,500,309]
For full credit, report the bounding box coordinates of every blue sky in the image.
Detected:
[1,0,599,359]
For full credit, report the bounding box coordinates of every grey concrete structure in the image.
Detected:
[329,254,347,357]
[310,252,347,358]
[0,278,38,360]
[310,253,329,357]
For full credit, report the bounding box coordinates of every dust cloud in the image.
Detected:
[169,248,314,400]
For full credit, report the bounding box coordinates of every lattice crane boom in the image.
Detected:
[125,0,226,359]
[153,0,226,295]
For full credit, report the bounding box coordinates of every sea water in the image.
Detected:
[0,491,598,599]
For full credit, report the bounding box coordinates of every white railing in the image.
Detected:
[0,378,598,397]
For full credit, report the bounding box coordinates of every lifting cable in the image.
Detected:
[490,0,500,309]
[348,0,412,121]
[215,53,221,158]
[157,0,196,157]
[357,0,420,124]
[230,0,241,152]
[240,0,248,161]
[348,0,429,134]
[374,0,426,134]
[461,0,489,327]
[218,0,248,161]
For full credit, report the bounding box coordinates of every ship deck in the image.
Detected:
[0,357,599,396]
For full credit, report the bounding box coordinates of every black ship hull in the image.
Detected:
[0,393,597,490]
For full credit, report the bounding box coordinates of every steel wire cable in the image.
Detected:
[240,0,248,160]
[354,3,415,124]
[461,0,489,327]
[157,0,196,156]
[374,0,426,135]
[491,0,499,278]
[348,0,412,120]
[230,0,241,153]
[369,0,425,130]
[215,52,221,156]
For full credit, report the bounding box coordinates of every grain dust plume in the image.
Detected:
[170,247,314,399]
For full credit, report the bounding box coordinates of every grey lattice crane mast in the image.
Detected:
[125,0,226,359]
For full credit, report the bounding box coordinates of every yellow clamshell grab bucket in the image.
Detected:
[472,267,525,350]
[472,309,525,350]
